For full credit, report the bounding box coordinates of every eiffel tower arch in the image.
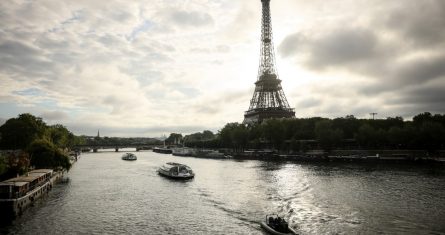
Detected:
[243,0,295,124]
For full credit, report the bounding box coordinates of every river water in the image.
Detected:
[1,150,445,234]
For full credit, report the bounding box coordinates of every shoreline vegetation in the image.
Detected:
[180,112,445,163]
[1,112,444,180]
[0,114,79,181]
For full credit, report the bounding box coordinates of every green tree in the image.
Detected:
[218,123,240,149]
[355,124,376,148]
[261,119,285,150]
[315,120,343,152]
[0,154,6,176]
[28,139,71,170]
[201,130,215,140]
[166,133,183,144]
[413,112,433,125]
[46,124,72,148]
[232,124,249,151]
[418,122,445,151]
[0,113,47,149]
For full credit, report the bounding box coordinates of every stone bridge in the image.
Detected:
[74,144,159,152]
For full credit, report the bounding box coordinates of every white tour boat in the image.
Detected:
[157,162,194,179]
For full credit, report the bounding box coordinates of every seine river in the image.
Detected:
[1,150,445,234]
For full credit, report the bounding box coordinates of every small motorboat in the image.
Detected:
[121,153,137,161]
[260,214,298,235]
[157,162,194,179]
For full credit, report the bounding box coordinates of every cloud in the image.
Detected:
[384,0,445,47]
[1,0,444,136]
[278,33,306,58]
[276,0,445,119]
[278,27,384,70]
[0,40,54,78]
[40,111,69,121]
[308,29,379,68]
[166,10,214,28]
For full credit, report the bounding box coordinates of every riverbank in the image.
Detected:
[227,149,445,164]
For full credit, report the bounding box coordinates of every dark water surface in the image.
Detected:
[2,150,445,234]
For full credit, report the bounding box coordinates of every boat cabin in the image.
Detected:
[0,169,53,199]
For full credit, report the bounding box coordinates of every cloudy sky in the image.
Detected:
[1,0,444,137]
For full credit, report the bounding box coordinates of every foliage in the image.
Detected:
[46,124,79,149]
[0,113,82,176]
[185,130,215,142]
[27,139,71,170]
[165,133,183,144]
[0,151,31,180]
[186,113,445,152]
[0,154,6,177]
[315,120,343,151]
[0,113,47,149]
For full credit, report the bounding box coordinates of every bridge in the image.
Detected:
[73,144,160,152]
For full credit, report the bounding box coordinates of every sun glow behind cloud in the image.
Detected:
[0,0,444,136]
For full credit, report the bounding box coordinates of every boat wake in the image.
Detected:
[195,188,261,229]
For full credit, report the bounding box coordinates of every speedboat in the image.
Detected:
[121,153,137,161]
[260,214,298,235]
[157,162,194,179]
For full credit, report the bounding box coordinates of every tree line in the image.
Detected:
[183,112,445,153]
[0,113,80,180]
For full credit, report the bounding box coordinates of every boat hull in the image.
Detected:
[158,170,194,180]
[260,222,298,235]
[0,171,64,219]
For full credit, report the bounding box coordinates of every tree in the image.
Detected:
[201,130,215,140]
[165,133,183,144]
[413,112,433,125]
[218,123,239,149]
[315,120,343,152]
[332,115,359,139]
[46,124,73,149]
[355,124,376,148]
[0,113,47,149]
[232,124,249,151]
[261,119,285,149]
[28,139,71,170]
[418,122,445,151]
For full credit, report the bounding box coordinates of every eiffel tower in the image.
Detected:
[243,0,295,124]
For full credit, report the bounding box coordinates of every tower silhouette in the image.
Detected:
[243,0,295,124]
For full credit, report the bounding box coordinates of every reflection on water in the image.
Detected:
[1,150,445,234]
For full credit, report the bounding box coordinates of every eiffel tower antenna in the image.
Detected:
[243,0,295,124]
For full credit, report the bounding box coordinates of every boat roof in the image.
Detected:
[165,162,188,166]
[3,175,40,183]
[29,169,53,174]
[0,181,28,187]
[161,162,191,169]
[27,172,47,177]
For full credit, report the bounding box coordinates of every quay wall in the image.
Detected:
[229,149,445,164]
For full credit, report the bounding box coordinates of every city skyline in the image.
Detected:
[1,0,444,137]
